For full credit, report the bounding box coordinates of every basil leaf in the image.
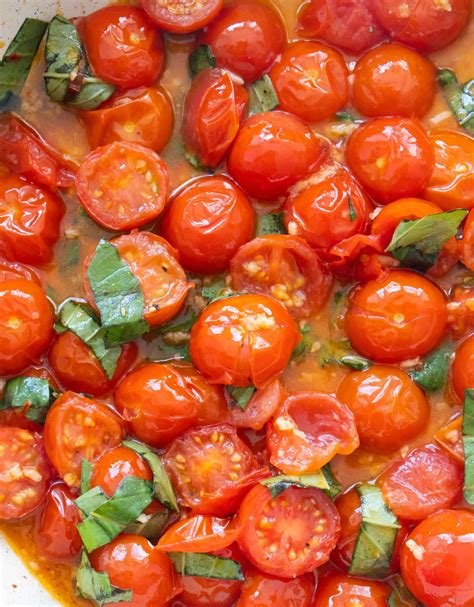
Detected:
[76,552,132,606]
[437,68,474,133]
[261,466,341,499]
[339,355,372,371]
[335,111,357,122]
[348,194,357,222]
[80,460,92,496]
[168,552,244,581]
[226,385,256,411]
[161,312,197,335]
[87,240,149,346]
[388,575,423,607]
[124,509,169,540]
[386,210,468,271]
[201,276,228,300]
[462,389,474,504]
[1,377,55,423]
[321,463,342,499]
[256,213,286,236]
[250,74,279,114]
[409,343,453,392]
[291,323,312,361]
[66,71,115,111]
[75,486,109,517]
[319,340,372,370]
[189,45,216,76]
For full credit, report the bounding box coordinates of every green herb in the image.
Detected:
[437,68,474,133]
[319,340,372,370]
[226,385,256,410]
[124,509,169,540]
[151,341,191,363]
[462,389,474,504]
[201,276,228,301]
[386,210,468,272]
[183,148,209,172]
[335,111,357,122]
[75,486,109,517]
[250,74,279,114]
[388,575,422,607]
[329,285,353,337]
[291,323,312,361]
[160,312,197,335]
[0,376,55,423]
[168,552,244,581]
[256,213,286,236]
[189,45,216,76]
[347,195,357,222]
[261,467,341,499]
[409,343,453,392]
[61,239,81,270]
[66,68,115,110]
[80,460,92,496]
[76,552,132,606]
[321,463,342,499]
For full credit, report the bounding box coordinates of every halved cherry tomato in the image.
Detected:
[89,445,152,496]
[0,279,54,376]
[230,235,332,319]
[238,485,340,578]
[157,515,241,553]
[0,427,51,521]
[434,415,464,464]
[337,366,429,453]
[164,423,268,515]
[189,294,300,388]
[76,142,169,231]
[451,334,474,402]
[447,284,474,338]
[199,0,286,83]
[373,0,471,52]
[346,118,435,204]
[296,0,385,55]
[270,41,349,123]
[181,69,248,170]
[161,176,254,274]
[461,208,474,271]
[0,259,39,283]
[80,87,174,152]
[379,444,463,520]
[237,569,316,607]
[34,482,82,564]
[346,270,447,363]
[400,509,474,607]
[227,111,328,201]
[267,392,359,475]
[352,43,436,119]
[313,572,390,607]
[43,392,124,488]
[140,0,223,34]
[81,6,165,89]
[229,379,286,431]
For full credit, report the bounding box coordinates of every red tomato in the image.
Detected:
[81,6,165,89]
[230,235,332,319]
[346,270,447,363]
[140,0,223,34]
[267,392,359,475]
[76,142,169,231]
[229,379,286,431]
[227,111,328,201]
[400,510,474,607]
[43,392,124,488]
[91,534,180,607]
[157,515,241,553]
[447,285,474,339]
[373,0,471,52]
[237,570,315,607]
[34,482,82,563]
[0,259,39,283]
[434,415,464,464]
[189,294,300,388]
[90,445,152,496]
[199,0,286,83]
[0,279,54,376]
[238,485,340,578]
[327,233,391,282]
[161,176,254,274]
[270,42,349,123]
[181,69,248,169]
[451,335,474,402]
[462,208,474,270]
[379,444,463,520]
[337,366,429,453]
[352,43,436,119]
[296,0,385,55]
[0,427,50,521]
[163,423,268,515]
[313,573,390,607]
[81,87,174,152]
[0,174,65,265]
[49,332,137,397]
[346,118,435,204]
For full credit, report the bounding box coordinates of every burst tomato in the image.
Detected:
[157,515,241,553]
[228,379,286,431]
[140,0,223,33]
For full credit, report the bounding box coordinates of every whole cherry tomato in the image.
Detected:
[140,0,223,34]
[461,208,474,271]
[313,572,390,607]
[157,515,241,553]
[451,334,474,402]
[0,259,39,283]
[237,569,315,607]
[90,445,152,496]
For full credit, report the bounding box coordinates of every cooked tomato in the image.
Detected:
[0,259,39,283]
[189,294,300,388]
[227,111,328,200]
[434,415,464,464]
[447,285,474,338]
[161,176,254,274]
[76,142,169,231]
[346,270,447,363]
[157,515,241,553]
[337,366,429,453]
[89,445,152,496]
[237,570,315,607]
[451,334,474,402]
[238,485,340,578]
[462,208,474,271]
[140,0,223,33]
[400,509,474,607]
[164,423,268,515]
[327,233,391,282]
[229,379,286,431]
[34,482,82,564]
[181,69,248,170]
[81,6,165,89]
[0,173,64,265]
[346,118,435,204]
[43,392,124,488]
[379,444,463,520]
[199,0,286,83]
[313,573,390,607]
[80,87,174,152]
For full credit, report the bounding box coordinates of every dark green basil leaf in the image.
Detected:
[189,45,216,76]
[250,74,279,114]
[80,460,92,496]
[124,509,169,540]
[76,552,132,606]
[319,339,371,370]
[66,71,115,110]
[437,68,474,133]
[1,376,55,423]
[168,552,244,581]
[462,389,474,504]
[201,277,228,300]
[256,213,286,236]
[226,385,256,410]
[409,343,453,392]
[262,465,341,499]
[291,323,312,361]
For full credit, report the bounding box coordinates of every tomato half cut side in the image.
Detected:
[140,0,223,33]
[156,515,241,553]
[229,379,286,431]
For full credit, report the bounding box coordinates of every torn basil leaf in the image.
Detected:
[201,276,228,301]
[321,463,342,499]
[261,466,341,499]
[437,68,474,133]
[250,74,279,114]
[189,45,216,76]
[168,552,244,581]
[0,376,56,423]
[462,389,474,505]
[319,340,372,371]
[76,552,132,606]
[291,323,312,361]
[256,213,286,236]
[226,385,256,410]
[80,460,92,496]
[388,575,422,607]
[409,343,452,392]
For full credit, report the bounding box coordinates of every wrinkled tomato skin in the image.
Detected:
[90,445,152,496]
[451,335,474,402]
[140,0,223,34]
[237,569,316,607]
[0,259,39,283]
[313,573,390,607]
[229,379,286,431]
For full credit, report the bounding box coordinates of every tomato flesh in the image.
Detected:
[140,0,224,34]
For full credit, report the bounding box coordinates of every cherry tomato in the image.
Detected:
[373,0,471,52]
[189,294,300,388]
[140,0,223,34]
[237,569,315,607]
[81,87,174,152]
[0,279,54,376]
[462,208,474,270]
[49,332,137,397]
[313,572,390,607]
[353,43,436,119]
[447,285,474,338]
[423,130,474,210]
[337,366,429,453]
[270,42,349,123]
[238,485,340,578]
[90,445,152,496]
[157,515,241,553]
[181,69,248,169]
[0,259,39,283]
[90,534,180,607]
[81,6,165,89]
[164,423,268,515]
[434,415,464,464]
[400,509,474,607]
[76,142,169,231]
[34,482,82,564]
[161,176,254,274]
[229,379,286,431]
[346,270,447,363]
[379,444,463,520]
[227,111,328,201]
[296,0,385,55]
[199,0,286,83]
[451,335,474,402]
[0,173,65,265]
[43,391,124,488]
